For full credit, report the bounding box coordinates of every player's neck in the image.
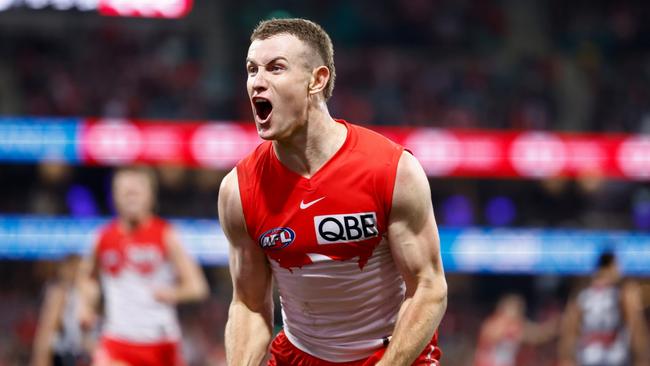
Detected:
[119,213,152,232]
[273,105,347,178]
[593,270,619,286]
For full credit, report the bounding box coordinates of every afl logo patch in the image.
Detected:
[259,227,296,250]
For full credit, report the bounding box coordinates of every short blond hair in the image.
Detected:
[251,18,336,100]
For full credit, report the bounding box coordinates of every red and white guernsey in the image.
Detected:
[237,119,436,362]
[474,317,524,366]
[95,217,180,343]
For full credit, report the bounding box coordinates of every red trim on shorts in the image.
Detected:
[95,336,185,366]
[268,331,441,366]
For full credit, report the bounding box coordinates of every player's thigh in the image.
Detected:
[109,362,131,366]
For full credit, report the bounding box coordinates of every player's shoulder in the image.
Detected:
[149,215,172,233]
[218,168,249,240]
[343,120,404,173]
[98,219,120,238]
[219,167,239,198]
[347,120,401,151]
[94,219,120,254]
[619,279,641,296]
[237,140,273,169]
[234,141,276,194]
[395,149,425,178]
[218,169,244,217]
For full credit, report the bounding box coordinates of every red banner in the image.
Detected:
[79,119,650,180]
[98,0,193,18]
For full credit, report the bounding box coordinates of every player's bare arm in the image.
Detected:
[621,282,649,366]
[558,298,580,366]
[220,168,274,366]
[522,316,559,345]
[377,151,448,366]
[77,246,100,331]
[31,284,65,366]
[522,317,559,345]
[154,228,209,304]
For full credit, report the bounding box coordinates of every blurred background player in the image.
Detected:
[78,167,209,366]
[558,251,649,366]
[31,253,93,366]
[474,294,558,366]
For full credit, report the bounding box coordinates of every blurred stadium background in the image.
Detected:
[1,0,650,365]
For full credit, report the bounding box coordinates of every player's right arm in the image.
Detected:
[77,244,100,331]
[522,315,559,345]
[557,297,580,366]
[621,281,649,366]
[31,283,65,366]
[219,168,274,366]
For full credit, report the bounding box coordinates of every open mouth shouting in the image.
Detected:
[253,97,273,124]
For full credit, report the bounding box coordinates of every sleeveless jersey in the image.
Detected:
[95,217,180,343]
[576,284,630,366]
[237,119,422,362]
[474,317,523,366]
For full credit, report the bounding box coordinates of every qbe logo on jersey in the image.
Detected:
[314,212,378,244]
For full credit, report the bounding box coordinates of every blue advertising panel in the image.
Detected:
[1,215,649,275]
[439,228,650,275]
[0,117,81,162]
[0,216,225,264]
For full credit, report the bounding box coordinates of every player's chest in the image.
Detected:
[252,182,386,270]
[99,235,166,276]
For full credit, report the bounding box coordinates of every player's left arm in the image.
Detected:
[621,281,649,366]
[557,297,580,366]
[377,151,448,366]
[155,227,209,304]
[522,316,559,345]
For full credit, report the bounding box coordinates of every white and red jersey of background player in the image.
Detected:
[94,217,180,343]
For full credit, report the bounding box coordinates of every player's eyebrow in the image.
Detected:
[246,56,289,66]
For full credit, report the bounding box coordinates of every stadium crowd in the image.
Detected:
[0,0,647,132]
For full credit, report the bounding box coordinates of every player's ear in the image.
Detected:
[309,66,330,96]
